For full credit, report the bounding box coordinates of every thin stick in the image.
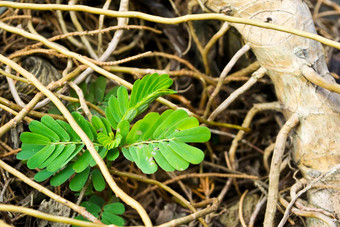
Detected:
[0,160,101,224]
[1,2,340,49]
[210,129,264,154]
[68,81,92,120]
[248,196,267,227]
[202,22,229,76]
[97,0,112,54]
[263,143,275,173]
[0,55,152,226]
[278,163,340,227]
[0,103,33,123]
[73,0,129,85]
[290,178,333,217]
[6,65,26,107]
[69,0,98,59]
[0,204,107,227]
[55,0,82,48]
[208,66,266,121]
[279,196,337,227]
[264,114,300,227]
[56,94,105,117]
[239,190,248,227]
[228,102,283,166]
[111,169,209,227]
[204,43,251,119]
[0,94,42,139]
[0,21,179,113]
[0,67,28,83]
[135,171,258,200]
[157,198,219,227]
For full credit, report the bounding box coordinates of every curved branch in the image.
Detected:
[0,2,340,50]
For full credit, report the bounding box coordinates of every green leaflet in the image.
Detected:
[39,144,66,169]
[128,145,158,174]
[69,167,90,191]
[91,168,105,191]
[56,120,80,141]
[46,144,76,172]
[29,120,59,142]
[171,127,211,143]
[72,112,94,141]
[117,86,129,116]
[101,212,125,226]
[88,194,105,208]
[27,144,56,169]
[169,141,204,164]
[94,76,106,102]
[20,132,50,145]
[158,142,189,171]
[34,169,57,182]
[153,109,188,139]
[91,115,108,135]
[50,165,75,186]
[103,203,125,215]
[79,201,101,217]
[126,112,159,144]
[73,150,92,173]
[106,148,119,161]
[17,144,45,160]
[41,115,70,141]
[149,144,175,172]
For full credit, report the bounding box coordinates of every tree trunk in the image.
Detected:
[205,0,340,226]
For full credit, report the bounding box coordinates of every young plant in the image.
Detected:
[17,73,211,191]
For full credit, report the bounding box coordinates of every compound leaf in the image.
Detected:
[123,109,210,173]
[105,73,175,129]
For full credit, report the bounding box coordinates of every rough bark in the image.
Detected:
[205,0,340,226]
